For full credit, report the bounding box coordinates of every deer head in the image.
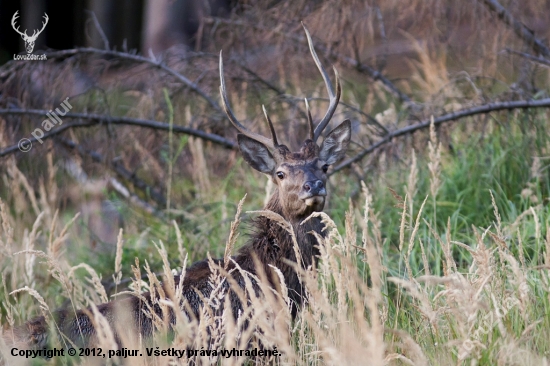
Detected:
[220,25,351,222]
[11,11,49,54]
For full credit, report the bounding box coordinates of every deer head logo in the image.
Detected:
[11,11,49,54]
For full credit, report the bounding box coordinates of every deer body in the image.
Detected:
[4,25,351,351]
[11,188,329,349]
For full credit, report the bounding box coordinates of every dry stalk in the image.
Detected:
[224,194,246,269]
[428,116,442,198]
[113,228,124,287]
[0,199,14,255]
[405,195,429,281]
[68,263,109,304]
[48,211,80,260]
[172,220,187,269]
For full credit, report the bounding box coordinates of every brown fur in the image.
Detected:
[3,141,334,350]
[5,27,352,354]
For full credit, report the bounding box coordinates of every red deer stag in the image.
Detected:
[3,25,351,352]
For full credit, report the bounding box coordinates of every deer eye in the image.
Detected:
[322,164,329,173]
[276,171,285,180]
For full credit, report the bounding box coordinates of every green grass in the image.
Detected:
[2,110,550,364]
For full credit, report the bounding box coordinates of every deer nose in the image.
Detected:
[303,180,326,196]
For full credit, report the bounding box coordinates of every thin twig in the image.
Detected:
[480,0,550,57]
[0,109,236,157]
[109,177,164,217]
[297,96,389,134]
[169,51,287,96]
[176,50,311,124]
[342,53,412,104]
[204,17,413,104]
[331,98,550,174]
[240,64,284,95]
[45,48,222,113]
[236,66,308,121]
[85,10,109,50]
[225,55,309,120]
[504,48,550,67]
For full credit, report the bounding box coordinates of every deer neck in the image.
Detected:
[233,190,324,314]
[242,189,325,268]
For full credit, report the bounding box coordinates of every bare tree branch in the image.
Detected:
[109,177,164,217]
[0,109,236,158]
[504,48,550,67]
[481,0,550,57]
[233,59,309,120]
[331,98,550,174]
[56,137,167,210]
[338,52,412,104]
[205,17,413,104]
[45,48,222,113]
[85,10,110,50]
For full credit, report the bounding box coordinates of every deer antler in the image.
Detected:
[219,26,339,148]
[262,105,279,146]
[219,51,278,149]
[302,23,342,143]
[11,11,28,38]
[305,98,314,140]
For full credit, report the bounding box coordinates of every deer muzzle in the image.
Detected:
[303,180,326,196]
[301,180,326,207]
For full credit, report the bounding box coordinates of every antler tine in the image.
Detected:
[11,11,27,37]
[262,105,279,146]
[302,23,342,143]
[40,13,49,32]
[219,51,275,149]
[304,98,314,140]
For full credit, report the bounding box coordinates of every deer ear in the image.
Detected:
[238,134,277,174]
[319,119,351,165]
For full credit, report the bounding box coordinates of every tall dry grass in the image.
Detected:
[1,1,550,364]
[2,0,550,208]
[1,116,549,365]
